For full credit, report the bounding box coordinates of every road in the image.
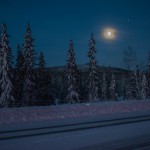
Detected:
[1,114,150,150]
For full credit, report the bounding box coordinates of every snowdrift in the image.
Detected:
[0,100,150,124]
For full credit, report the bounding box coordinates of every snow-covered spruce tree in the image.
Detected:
[123,46,136,71]
[15,44,24,105]
[127,66,142,100]
[129,73,135,99]
[141,73,147,100]
[123,46,136,99]
[127,71,138,100]
[135,65,142,99]
[87,33,98,101]
[66,40,80,103]
[109,73,116,100]
[0,23,14,107]
[22,23,35,106]
[37,52,46,100]
[147,52,150,97]
[119,73,126,100]
[105,66,112,99]
[101,72,107,100]
[36,52,52,105]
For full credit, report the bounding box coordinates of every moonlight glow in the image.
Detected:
[108,32,112,36]
[103,28,117,40]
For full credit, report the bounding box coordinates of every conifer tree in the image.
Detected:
[87,33,98,101]
[123,46,136,71]
[66,40,80,103]
[128,70,141,99]
[126,66,142,100]
[101,72,107,100]
[128,71,138,99]
[105,66,112,99]
[0,23,14,107]
[147,52,150,97]
[123,47,136,99]
[135,65,142,99]
[141,73,147,100]
[15,44,24,105]
[22,23,35,106]
[109,73,116,100]
[36,52,51,104]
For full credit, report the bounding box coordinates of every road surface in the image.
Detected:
[1,113,150,150]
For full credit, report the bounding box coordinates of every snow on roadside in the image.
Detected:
[0,100,150,124]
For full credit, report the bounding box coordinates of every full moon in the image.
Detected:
[108,31,112,36]
[103,28,117,40]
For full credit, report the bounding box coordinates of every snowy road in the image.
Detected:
[1,114,150,140]
[1,116,150,150]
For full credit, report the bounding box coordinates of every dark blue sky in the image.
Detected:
[0,0,150,68]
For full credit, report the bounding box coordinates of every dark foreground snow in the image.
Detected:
[1,118,150,150]
[0,100,150,124]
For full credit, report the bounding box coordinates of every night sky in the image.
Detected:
[0,0,150,68]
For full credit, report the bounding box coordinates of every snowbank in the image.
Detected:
[0,100,150,124]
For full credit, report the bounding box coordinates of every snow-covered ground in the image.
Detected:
[0,100,150,125]
[1,116,150,150]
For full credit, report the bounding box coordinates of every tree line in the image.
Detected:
[0,23,150,108]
